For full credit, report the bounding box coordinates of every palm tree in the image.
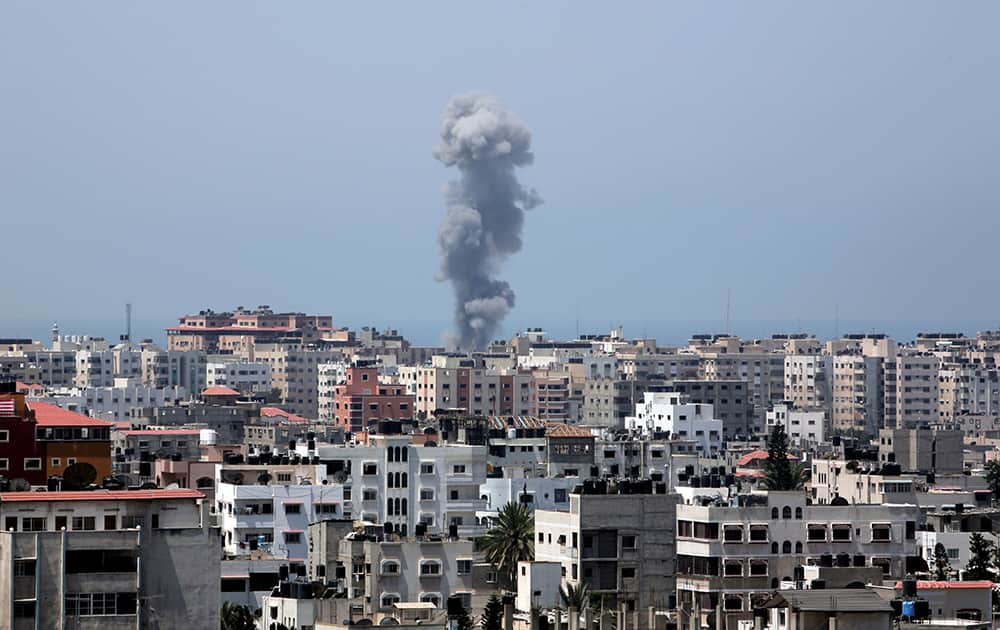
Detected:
[481,501,534,589]
[560,582,590,611]
[221,602,255,630]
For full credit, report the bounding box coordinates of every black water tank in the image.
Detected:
[793,566,805,581]
[820,554,833,568]
[289,440,297,451]
[853,554,866,567]
[901,577,917,598]
[415,522,427,537]
[279,565,289,580]
[449,523,459,539]
[811,580,825,590]
[297,564,307,577]
[447,595,465,616]
[837,553,851,568]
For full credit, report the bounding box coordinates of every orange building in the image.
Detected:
[30,401,113,481]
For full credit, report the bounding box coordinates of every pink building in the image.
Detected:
[333,366,414,432]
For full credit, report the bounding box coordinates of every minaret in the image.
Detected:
[51,322,60,346]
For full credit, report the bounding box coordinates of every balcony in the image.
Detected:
[446,499,487,512]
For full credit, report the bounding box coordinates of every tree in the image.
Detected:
[763,424,805,491]
[933,543,952,581]
[481,501,534,589]
[965,532,994,580]
[221,602,255,630]
[265,387,283,404]
[560,581,590,611]
[450,601,475,630]
[480,594,504,630]
[985,460,1000,505]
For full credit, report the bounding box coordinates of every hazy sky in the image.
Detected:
[2,2,998,344]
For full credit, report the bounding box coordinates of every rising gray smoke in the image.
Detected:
[434,93,541,349]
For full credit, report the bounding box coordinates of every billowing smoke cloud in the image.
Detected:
[434,93,541,349]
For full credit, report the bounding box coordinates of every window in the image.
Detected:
[21,517,45,532]
[795,507,803,519]
[453,464,466,474]
[381,560,400,575]
[723,526,743,543]
[14,601,35,618]
[724,595,743,611]
[457,559,472,574]
[284,532,302,544]
[807,524,827,542]
[782,506,792,519]
[420,560,442,576]
[724,560,743,576]
[0,430,8,442]
[871,557,891,575]
[749,560,768,576]
[381,593,401,608]
[872,524,891,542]
[832,524,851,542]
[284,503,302,514]
[421,463,435,474]
[621,535,637,550]
[748,525,768,543]
[121,516,144,529]
[316,503,338,515]
[14,559,36,576]
[554,489,568,503]
[0,458,7,471]
[363,463,377,476]
[24,458,41,470]
[621,567,636,579]
[51,457,61,467]
[65,592,137,616]
[72,517,96,531]
[420,489,435,501]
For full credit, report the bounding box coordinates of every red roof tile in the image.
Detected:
[544,422,593,438]
[202,386,240,397]
[736,450,798,467]
[119,429,202,436]
[260,407,308,423]
[29,401,114,427]
[0,489,204,502]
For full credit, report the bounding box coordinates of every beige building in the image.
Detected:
[885,352,940,429]
[248,342,346,418]
[783,355,831,412]
[402,355,533,418]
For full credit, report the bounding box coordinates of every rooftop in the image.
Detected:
[0,489,205,503]
[202,386,240,397]
[764,589,892,613]
[29,401,114,427]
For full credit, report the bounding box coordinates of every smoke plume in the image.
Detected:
[434,93,541,349]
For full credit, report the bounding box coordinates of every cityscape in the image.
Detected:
[2,3,999,630]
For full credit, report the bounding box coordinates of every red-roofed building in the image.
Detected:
[165,306,332,352]
[892,580,993,623]
[735,449,800,479]
[31,400,113,480]
[332,366,414,432]
[260,406,309,424]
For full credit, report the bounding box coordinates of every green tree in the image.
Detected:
[221,602,256,630]
[480,594,504,630]
[451,601,475,630]
[265,388,283,404]
[965,532,994,580]
[985,460,1000,505]
[481,502,535,589]
[763,424,806,491]
[933,543,952,581]
[559,581,590,611]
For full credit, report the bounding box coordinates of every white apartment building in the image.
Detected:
[938,362,1000,421]
[0,489,220,630]
[29,377,187,421]
[624,392,722,455]
[216,466,344,560]
[831,354,884,434]
[886,352,940,429]
[318,361,349,421]
[248,343,346,418]
[75,350,115,388]
[302,434,488,538]
[766,403,825,446]
[479,477,577,514]
[675,490,921,630]
[206,360,273,394]
[141,347,207,392]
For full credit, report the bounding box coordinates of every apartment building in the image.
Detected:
[886,352,940,429]
[0,489,220,629]
[318,361,349,421]
[698,350,785,426]
[140,346,207,392]
[406,355,533,418]
[766,403,825,447]
[30,377,187,421]
[332,365,414,432]
[831,353,884,435]
[31,401,113,481]
[165,306,333,352]
[304,433,487,538]
[249,342,345,418]
[675,490,921,630]
[322,527,482,614]
[783,355,832,412]
[74,350,115,388]
[878,427,964,473]
[810,459,916,505]
[938,361,1000,421]
[534,483,679,629]
[6,349,77,387]
[205,360,272,394]
[624,392,722,455]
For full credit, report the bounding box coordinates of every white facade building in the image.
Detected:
[29,377,188,421]
[206,360,272,394]
[766,403,825,446]
[625,392,722,455]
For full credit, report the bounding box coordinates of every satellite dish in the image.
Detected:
[62,463,98,490]
[165,482,180,490]
[10,478,31,492]
[331,471,348,484]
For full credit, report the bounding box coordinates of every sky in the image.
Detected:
[1,2,998,345]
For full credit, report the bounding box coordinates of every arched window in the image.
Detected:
[795,507,803,519]
[401,473,408,488]
[387,474,395,489]
[196,476,214,488]
[782,541,791,554]
[771,542,779,554]
[782,506,792,519]
[401,499,408,515]
[771,507,779,519]
[795,541,803,553]
[401,447,408,461]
